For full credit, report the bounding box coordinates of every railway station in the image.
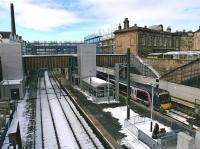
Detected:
[1,2,200,149]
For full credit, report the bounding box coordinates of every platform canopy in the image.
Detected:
[82,77,111,88]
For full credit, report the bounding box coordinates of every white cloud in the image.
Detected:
[1,0,200,40]
[0,0,85,31]
[78,0,200,31]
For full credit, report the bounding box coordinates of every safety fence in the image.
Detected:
[0,109,15,147]
[123,115,190,149]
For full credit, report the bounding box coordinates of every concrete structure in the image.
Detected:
[0,42,24,100]
[77,44,96,85]
[195,128,200,148]
[0,4,24,100]
[177,132,194,149]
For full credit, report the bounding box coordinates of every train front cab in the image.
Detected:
[154,91,172,112]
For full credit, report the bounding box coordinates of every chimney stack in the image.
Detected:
[118,24,122,30]
[123,18,129,29]
[10,3,16,36]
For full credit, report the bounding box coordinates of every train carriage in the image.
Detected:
[97,72,172,111]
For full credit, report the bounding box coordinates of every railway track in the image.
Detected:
[49,72,104,149]
[35,71,104,149]
[35,76,60,148]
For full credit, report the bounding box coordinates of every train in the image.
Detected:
[97,73,172,112]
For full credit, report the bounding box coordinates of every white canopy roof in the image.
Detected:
[82,77,111,88]
[1,79,22,85]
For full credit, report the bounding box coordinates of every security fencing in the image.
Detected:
[124,114,195,149]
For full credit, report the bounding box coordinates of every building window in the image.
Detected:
[164,38,167,47]
[148,36,152,46]
[175,39,179,47]
[142,36,146,46]
[169,38,172,47]
[154,37,157,46]
[159,37,162,46]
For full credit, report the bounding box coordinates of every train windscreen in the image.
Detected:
[159,93,171,103]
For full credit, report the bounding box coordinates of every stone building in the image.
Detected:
[179,31,194,51]
[194,27,200,50]
[114,18,196,56]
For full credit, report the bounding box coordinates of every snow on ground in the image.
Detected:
[52,77,104,149]
[40,78,58,149]
[103,106,171,149]
[44,72,79,149]
[2,91,30,148]
[35,80,42,149]
[103,106,149,149]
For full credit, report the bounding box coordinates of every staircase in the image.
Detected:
[161,58,200,85]
[133,56,160,78]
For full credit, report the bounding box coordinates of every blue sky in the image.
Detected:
[0,0,200,41]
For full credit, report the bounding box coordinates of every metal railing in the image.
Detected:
[161,58,200,85]
[134,56,160,78]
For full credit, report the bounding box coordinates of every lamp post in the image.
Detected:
[107,69,110,103]
[127,48,130,120]
[89,70,92,96]
[150,78,159,132]
[59,79,61,100]
[150,84,154,132]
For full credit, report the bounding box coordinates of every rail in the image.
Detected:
[49,73,84,148]
[54,75,122,149]
[44,74,61,149]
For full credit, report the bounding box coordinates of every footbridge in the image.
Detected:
[23,41,127,71]
[23,54,127,71]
